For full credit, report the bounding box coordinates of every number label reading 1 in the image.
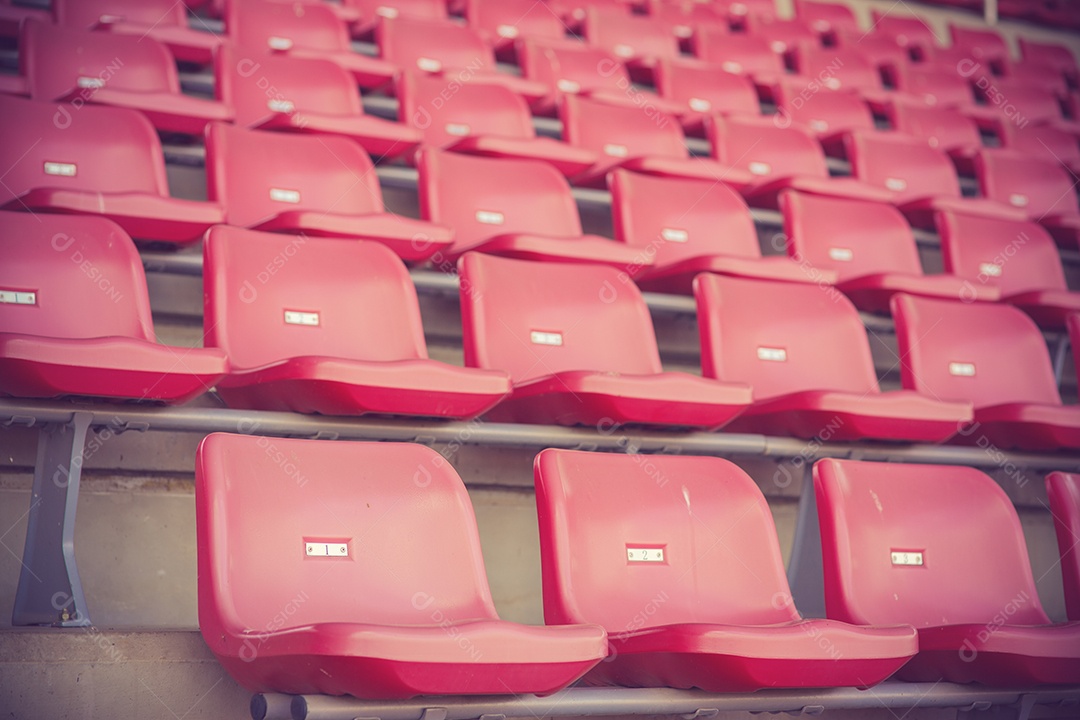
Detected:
[891,551,924,566]
[306,542,349,557]
[627,547,665,563]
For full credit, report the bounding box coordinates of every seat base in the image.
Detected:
[253,212,454,263]
[572,156,753,190]
[639,255,835,295]
[447,135,598,177]
[897,196,1028,230]
[253,112,421,160]
[72,88,233,136]
[453,233,650,269]
[1005,289,1080,329]
[839,273,1000,314]
[744,175,894,210]
[955,403,1080,451]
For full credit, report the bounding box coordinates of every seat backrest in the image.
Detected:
[1046,471,1080,622]
[229,0,352,54]
[560,94,687,162]
[1002,124,1080,168]
[794,0,859,35]
[845,131,960,199]
[609,169,761,268]
[948,24,1007,62]
[216,44,363,126]
[518,39,630,98]
[976,83,1064,125]
[196,434,500,644]
[0,211,155,341]
[653,58,760,117]
[796,45,881,92]
[891,293,1062,407]
[458,253,664,380]
[205,122,385,227]
[53,0,189,29]
[416,149,583,253]
[202,226,428,370]
[891,62,974,108]
[888,102,980,154]
[975,149,1079,220]
[378,16,495,73]
[534,448,801,629]
[709,115,829,181]
[22,19,181,101]
[774,80,874,136]
[694,30,784,78]
[936,211,1067,296]
[870,11,938,50]
[583,7,680,64]
[398,71,535,148]
[466,0,565,45]
[815,458,1051,628]
[834,29,909,71]
[0,95,171,205]
[1019,37,1079,75]
[352,0,447,23]
[780,191,923,281]
[694,273,881,399]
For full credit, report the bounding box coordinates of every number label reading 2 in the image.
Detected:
[627,547,665,563]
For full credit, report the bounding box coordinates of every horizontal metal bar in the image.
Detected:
[3,399,1078,469]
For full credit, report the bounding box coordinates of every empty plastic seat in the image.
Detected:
[780,191,996,312]
[0,0,48,39]
[350,0,447,35]
[377,16,547,103]
[693,29,784,86]
[534,449,918,691]
[947,24,1008,68]
[644,1,730,43]
[816,458,1080,685]
[937,211,1079,328]
[216,45,419,159]
[0,212,227,403]
[0,96,222,243]
[417,148,644,267]
[203,226,510,417]
[561,95,752,189]
[1019,37,1080,84]
[465,0,565,55]
[695,274,971,441]
[887,60,975,109]
[975,149,1080,246]
[459,253,752,428]
[228,0,397,88]
[885,100,982,168]
[397,71,596,176]
[21,20,232,135]
[793,45,883,96]
[844,131,1027,228]
[610,170,830,293]
[581,7,680,79]
[653,58,760,135]
[743,16,818,56]
[833,29,910,77]
[196,433,608,699]
[794,0,859,38]
[891,293,1080,450]
[772,79,874,147]
[205,123,452,263]
[968,83,1074,131]
[709,116,892,208]
[53,0,221,64]
[1046,471,1080,622]
[869,10,938,56]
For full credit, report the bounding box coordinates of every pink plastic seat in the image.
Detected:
[892,293,1080,450]
[869,10,938,57]
[793,45,883,95]
[1019,37,1080,84]
[377,16,547,103]
[999,122,1080,176]
[397,71,596,176]
[21,20,231,135]
[975,149,1080,247]
[885,100,982,167]
[196,434,608,699]
[794,0,859,38]
[948,23,1008,67]
[816,458,1080,685]
[417,148,642,267]
[1046,471,1080,622]
[780,191,996,312]
[695,274,971,441]
[937,211,1079,329]
[833,29,910,77]
[205,123,452,263]
[644,1,730,45]
[561,95,751,188]
[52,0,221,64]
[465,0,565,55]
[459,253,752,427]
[349,0,447,35]
[0,96,222,243]
[743,16,819,56]
[610,170,831,293]
[0,0,48,39]
[0,212,227,403]
[653,57,760,135]
[203,226,510,417]
[888,60,975,109]
[772,79,874,148]
[968,82,1075,132]
[216,45,419,160]
[693,29,784,87]
[709,116,893,208]
[228,0,397,88]
[844,131,1027,228]
[534,449,918,691]
[581,7,680,80]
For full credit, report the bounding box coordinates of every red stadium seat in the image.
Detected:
[0,0,48,39]
[948,23,1008,67]
[968,82,1075,131]
[709,116,893,208]
[216,45,419,159]
[816,458,1080,685]
[869,10,938,56]
[693,29,784,87]
[196,434,608,699]
[844,131,1027,228]
[609,170,831,293]
[695,274,971,441]
[581,7,680,80]
[1019,37,1080,84]
[0,96,222,243]
[644,1,730,44]
[792,45,883,95]
[891,293,1080,450]
[999,122,1080,176]
[833,29,910,77]
[205,123,452,263]
[52,0,221,64]
[21,20,231,135]
[377,16,547,103]
[0,212,227,403]
[742,15,819,56]
[464,0,565,55]
[560,95,751,188]
[937,211,1079,329]
[1047,470,1080,622]
[459,253,752,428]
[417,148,642,267]
[350,0,447,35]
[975,149,1080,247]
[534,449,918,691]
[794,0,859,38]
[227,0,397,88]
[397,71,596,176]
[203,226,510,417]
[780,191,996,312]
[887,60,975,109]
[884,100,982,169]
[653,57,760,135]
[772,79,874,148]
